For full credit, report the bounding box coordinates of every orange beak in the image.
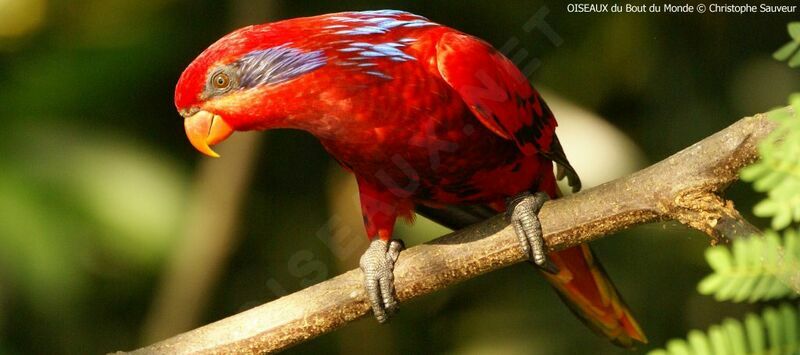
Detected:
[183,110,234,158]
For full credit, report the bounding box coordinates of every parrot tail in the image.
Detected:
[414,201,647,347]
[544,244,647,348]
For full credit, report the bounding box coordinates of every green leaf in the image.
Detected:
[745,313,765,354]
[740,162,770,181]
[790,51,800,68]
[709,325,730,354]
[688,330,713,355]
[647,304,800,355]
[775,22,800,65]
[754,200,779,217]
[773,207,793,230]
[764,307,783,351]
[665,339,692,355]
[742,102,800,230]
[782,303,798,351]
[774,41,800,61]
[790,93,800,109]
[706,246,733,271]
[723,318,747,355]
[789,22,800,41]
[698,229,800,303]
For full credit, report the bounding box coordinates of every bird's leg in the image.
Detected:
[506,191,559,274]
[359,238,404,323]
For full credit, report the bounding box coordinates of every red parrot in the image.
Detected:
[175,10,646,347]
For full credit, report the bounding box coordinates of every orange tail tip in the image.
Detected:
[543,244,647,348]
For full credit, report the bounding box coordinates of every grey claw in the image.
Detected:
[387,239,404,262]
[360,239,404,323]
[542,259,560,274]
[507,192,558,274]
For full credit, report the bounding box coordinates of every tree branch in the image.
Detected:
[123,108,790,354]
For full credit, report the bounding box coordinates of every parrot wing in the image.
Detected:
[436,32,580,191]
[435,32,643,346]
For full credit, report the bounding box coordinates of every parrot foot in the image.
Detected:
[507,191,559,274]
[359,238,404,323]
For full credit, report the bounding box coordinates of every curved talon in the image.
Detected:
[507,191,558,273]
[360,239,404,323]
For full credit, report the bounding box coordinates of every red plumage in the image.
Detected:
[175,10,645,346]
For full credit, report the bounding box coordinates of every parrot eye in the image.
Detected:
[201,67,239,99]
[212,72,231,89]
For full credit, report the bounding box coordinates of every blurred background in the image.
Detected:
[0,0,798,354]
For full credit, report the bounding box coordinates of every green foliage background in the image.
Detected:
[647,99,800,353]
[0,1,799,354]
[647,24,800,354]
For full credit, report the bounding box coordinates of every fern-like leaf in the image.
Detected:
[774,22,800,67]
[647,303,800,355]
[740,96,800,230]
[697,229,800,302]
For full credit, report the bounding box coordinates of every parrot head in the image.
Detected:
[174,22,328,157]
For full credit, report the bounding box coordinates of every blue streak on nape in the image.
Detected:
[236,46,327,88]
[362,17,393,23]
[334,41,415,66]
[365,18,409,30]
[358,50,388,57]
[335,20,434,35]
[334,26,388,36]
[370,44,414,60]
[329,16,365,23]
[401,20,435,28]
[328,10,435,37]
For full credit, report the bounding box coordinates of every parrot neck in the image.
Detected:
[226,82,355,140]
[231,106,351,144]
[289,112,355,141]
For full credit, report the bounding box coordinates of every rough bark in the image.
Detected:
[123,108,790,354]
